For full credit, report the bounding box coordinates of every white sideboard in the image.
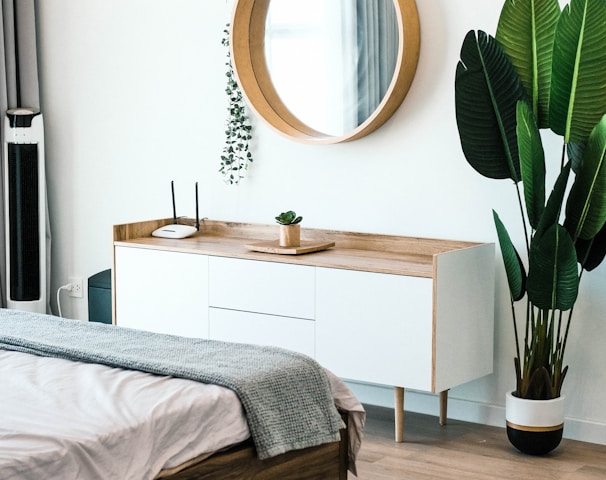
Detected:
[112,218,495,440]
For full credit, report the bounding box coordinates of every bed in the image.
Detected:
[0,309,364,479]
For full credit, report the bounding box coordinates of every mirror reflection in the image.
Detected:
[264,0,398,137]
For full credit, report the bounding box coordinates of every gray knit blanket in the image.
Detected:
[0,309,343,459]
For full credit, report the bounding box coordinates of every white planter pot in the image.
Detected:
[505,391,565,455]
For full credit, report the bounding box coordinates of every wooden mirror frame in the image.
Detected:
[230,0,420,144]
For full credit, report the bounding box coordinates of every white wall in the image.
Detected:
[35,0,606,444]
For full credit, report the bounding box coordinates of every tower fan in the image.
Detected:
[3,108,46,313]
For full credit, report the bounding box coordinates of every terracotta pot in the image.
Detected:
[279,224,301,247]
[505,391,565,455]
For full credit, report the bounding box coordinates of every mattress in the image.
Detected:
[0,348,364,479]
[0,349,249,480]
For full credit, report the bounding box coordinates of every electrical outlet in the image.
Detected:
[68,276,83,298]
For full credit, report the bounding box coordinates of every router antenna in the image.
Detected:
[195,182,200,231]
[171,180,177,224]
[151,180,197,239]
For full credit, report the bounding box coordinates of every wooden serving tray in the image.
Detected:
[245,240,335,255]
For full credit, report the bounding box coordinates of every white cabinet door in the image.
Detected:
[316,267,434,390]
[208,257,315,319]
[114,246,209,338]
[209,308,315,358]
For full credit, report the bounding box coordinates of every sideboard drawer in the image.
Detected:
[208,257,315,319]
[209,307,315,357]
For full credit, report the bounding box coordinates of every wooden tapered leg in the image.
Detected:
[395,387,404,442]
[439,390,449,426]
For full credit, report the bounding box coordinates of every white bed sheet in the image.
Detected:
[0,349,250,480]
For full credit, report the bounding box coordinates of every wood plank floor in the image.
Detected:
[351,405,606,479]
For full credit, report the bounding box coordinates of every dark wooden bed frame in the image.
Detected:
[163,412,349,480]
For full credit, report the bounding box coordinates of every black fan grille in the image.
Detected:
[7,143,40,301]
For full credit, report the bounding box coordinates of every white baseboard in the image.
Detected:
[345,381,606,446]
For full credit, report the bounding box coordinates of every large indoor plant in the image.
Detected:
[455,0,606,454]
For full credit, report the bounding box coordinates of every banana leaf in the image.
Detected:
[527,223,579,310]
[496,0,560,128]
[567,141,585,173]
[564,115,606,240]
[493,210,526,301]
[549,0,606,143]
[535,161,571,239]
[517,101,546,229]
[575,222,606,271]
[455,30,528,181]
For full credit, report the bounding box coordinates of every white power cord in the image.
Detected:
[56,282,73,318]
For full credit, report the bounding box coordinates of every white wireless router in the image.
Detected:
[152,181,200,239]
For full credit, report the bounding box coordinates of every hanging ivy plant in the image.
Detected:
[220,24,253,185]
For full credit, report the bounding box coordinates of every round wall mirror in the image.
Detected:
[230,0,420,144]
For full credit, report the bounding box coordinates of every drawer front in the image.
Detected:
[316,267,433,390]
[114,246,209,338]
[209,257,315,319]
[209,307,315,358]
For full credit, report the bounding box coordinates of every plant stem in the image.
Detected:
[560,299,576,369]
[511,298,521,369]
[515,182,531,255]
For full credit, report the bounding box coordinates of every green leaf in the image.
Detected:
[535,161,571,239]
[275,210,300,225]
[575,222,606,271]
[565,115,606,240]
[524,366,556,399]
[567,141,586,173]
[517,101,546,229]
[493,210,527,301]
[455,30,529,181]
[549,0,606,143]
[496,0,561,128]
[527,223,579,310]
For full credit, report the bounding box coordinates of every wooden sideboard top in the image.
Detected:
[113,218,491,278]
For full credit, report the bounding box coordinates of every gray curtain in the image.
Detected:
[356,0,398,124]
[0,0,43,308]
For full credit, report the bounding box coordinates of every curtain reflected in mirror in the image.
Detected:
[265,0,398,137]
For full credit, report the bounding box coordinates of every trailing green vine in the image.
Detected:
[220,24,253,185]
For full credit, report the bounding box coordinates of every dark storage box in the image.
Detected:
[88,269,112,324]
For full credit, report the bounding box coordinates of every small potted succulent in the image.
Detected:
[275,211,303,247]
